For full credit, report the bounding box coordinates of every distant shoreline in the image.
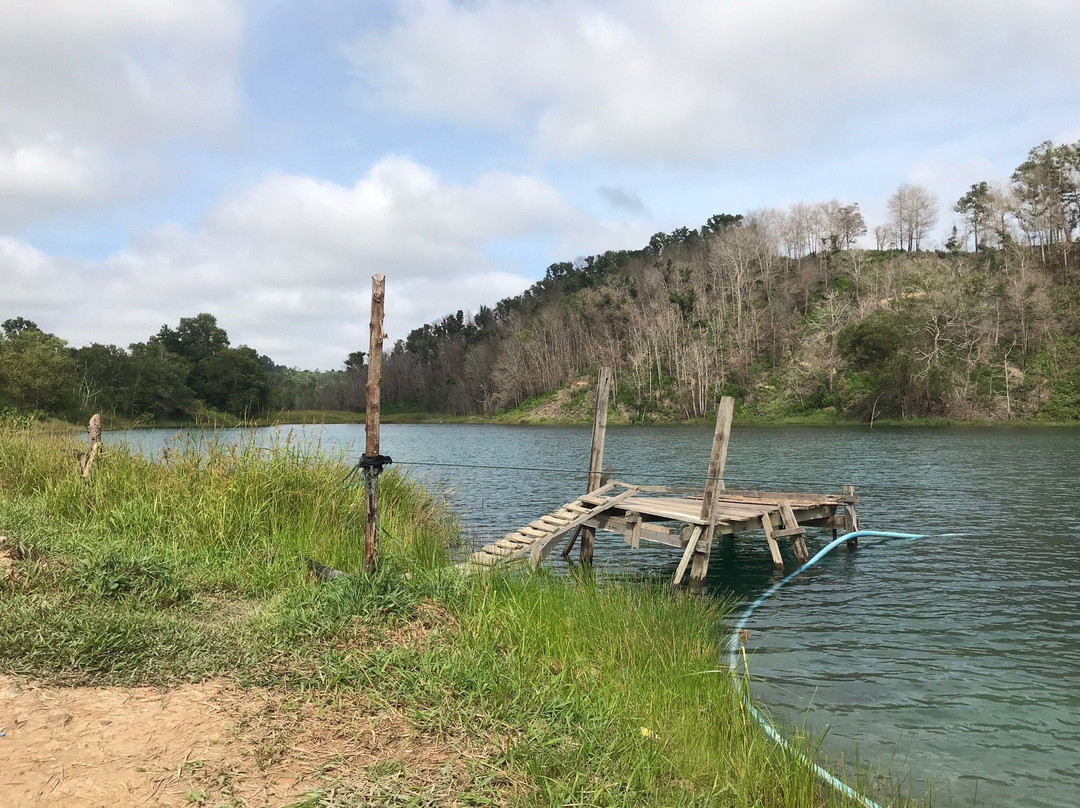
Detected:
[80,408,1080,431]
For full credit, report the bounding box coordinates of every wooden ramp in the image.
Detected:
[464,482,640,570]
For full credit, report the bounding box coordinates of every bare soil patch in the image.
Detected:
[1,675,488,807]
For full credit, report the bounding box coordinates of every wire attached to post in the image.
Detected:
[342,453,393,490]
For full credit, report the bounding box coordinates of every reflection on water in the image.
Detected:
[112,423,1080,807]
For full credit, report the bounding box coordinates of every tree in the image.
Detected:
[193,346,271,414]
[831,203,867,249]
[127,340,194,417]
[2,317,39,338]
[703,213,743,235]
[954,181,993,251]
[72,343,135,412]
[157,313,229,364]
[0,324,77,413]
[1011,139,1080,248]
[887,184,938,251]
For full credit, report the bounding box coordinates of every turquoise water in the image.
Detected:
[112,423,1080,807]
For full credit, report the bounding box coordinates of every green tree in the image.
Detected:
[128,340,195,418]
[954,181,993,251]
[157,313,229,364]
[837,311,918,418]
[72,343,136,413]
[192,346,271,415]
[1011,140,1080,246]
[0,322,77,413]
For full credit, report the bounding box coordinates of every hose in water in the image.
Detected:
[727,529,925,808]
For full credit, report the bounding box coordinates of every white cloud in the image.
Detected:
[0,0,243,219]
[349,0,1080,163]
[0,157,589,368]
[0,138,99,201]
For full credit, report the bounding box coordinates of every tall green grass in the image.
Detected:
[0,423,914,806]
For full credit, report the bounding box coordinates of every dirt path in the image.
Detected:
[0,675,479,807]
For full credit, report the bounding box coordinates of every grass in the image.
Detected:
[0,422,917,807]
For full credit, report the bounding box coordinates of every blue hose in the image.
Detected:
[727,529,925,808]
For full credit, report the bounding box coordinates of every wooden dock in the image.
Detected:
[465,369,860,586]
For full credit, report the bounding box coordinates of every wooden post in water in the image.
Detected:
[580,366,613,566]
[843,484,859,548]
[363,275,387,572]
[689,396,734,585]
[79,414,102,478]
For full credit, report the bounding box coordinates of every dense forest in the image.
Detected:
[377,138,1080,422]
[0,312,366,424]
[2,138,1078,424]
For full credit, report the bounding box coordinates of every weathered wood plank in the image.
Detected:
[760,514,784,569]
[700,396,735,522]
[672,525,703,587]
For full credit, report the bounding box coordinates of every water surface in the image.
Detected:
[112,423,1080,807]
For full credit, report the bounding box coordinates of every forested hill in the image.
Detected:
[381,140,1080,423]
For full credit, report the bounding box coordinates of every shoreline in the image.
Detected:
[80,408,1080,431]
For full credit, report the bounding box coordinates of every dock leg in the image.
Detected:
[689,526,714,586]
[580,525,595,566]
[561,525,582,558]
[672,525,703,587]
[760,515,784,570]
[842,485,859,548]
[779,501,809,563]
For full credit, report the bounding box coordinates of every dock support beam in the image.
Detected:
[688,396,734,586]
[580,366,612,566]
[843,484,859,548]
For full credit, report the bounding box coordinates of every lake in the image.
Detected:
[111,423,1080,807]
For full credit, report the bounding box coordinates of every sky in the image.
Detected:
[1,0,1078,370]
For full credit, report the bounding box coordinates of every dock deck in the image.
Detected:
[464,371,860,585]
[465,480,858,584]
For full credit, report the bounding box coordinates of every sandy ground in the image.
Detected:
[0,674,479,808]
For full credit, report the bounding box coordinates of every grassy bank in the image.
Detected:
[0,424,913,806]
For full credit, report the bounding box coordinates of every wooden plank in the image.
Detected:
[622,513,642,549]
[779,500,808,562]
[578,481,618,505]
[520,525,549,537]
[586,366,613,493]
[565,504,590,514]
[760,514,784,569]
[772,527,806,539]
[672,526,703,587]
[582,367,613,566]
[693,393,733,582]
[560,525,583,557]
[700,396,735,522]
[590,514,686,549]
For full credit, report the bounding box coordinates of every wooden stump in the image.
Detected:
[78,414,102,478]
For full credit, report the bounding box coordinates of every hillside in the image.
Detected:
[382,238,1080,424]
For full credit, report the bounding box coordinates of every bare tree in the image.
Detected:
[888,183,938,251]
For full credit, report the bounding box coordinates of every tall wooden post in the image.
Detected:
[363,275,387,572]
[580,366,613,566]
[689,396,734,585]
